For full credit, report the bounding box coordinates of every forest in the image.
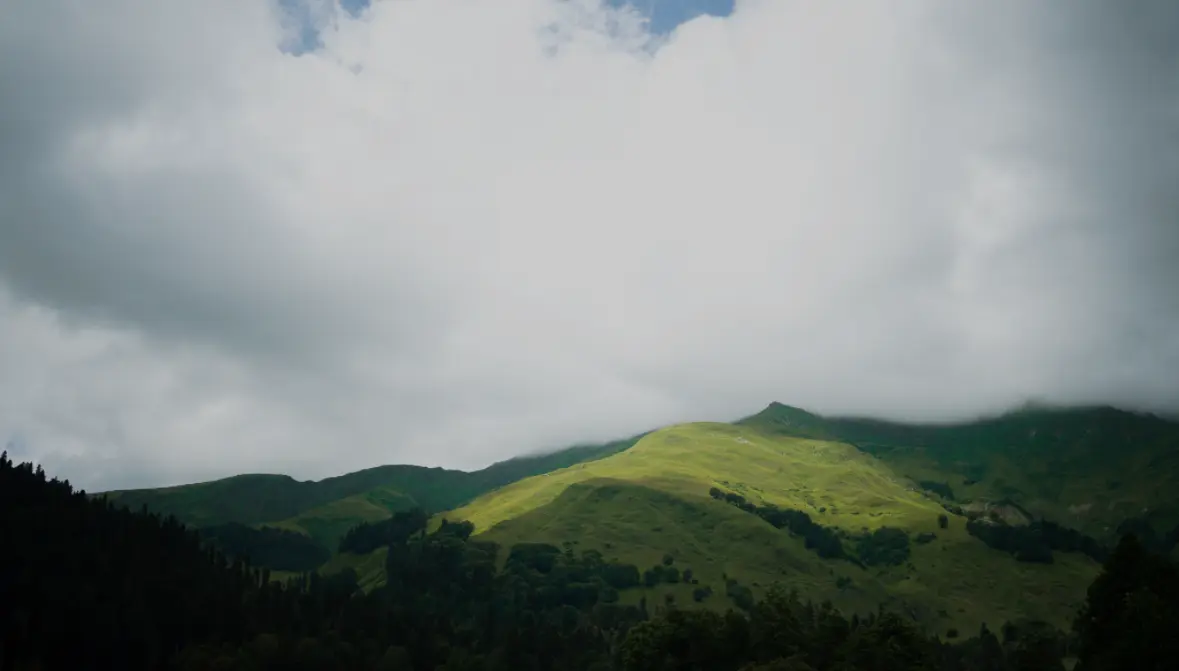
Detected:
[3,451,1178,671]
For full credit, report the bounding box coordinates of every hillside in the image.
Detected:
[739,403,1179,540]
[99,435,642,551]
[96,402,1179,635]
[17,450,1168,671]
[441,421,1101,635]
[265,485,417,550]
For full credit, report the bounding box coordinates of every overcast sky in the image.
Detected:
[2,0,1177,491]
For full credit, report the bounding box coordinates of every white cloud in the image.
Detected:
[1,0,1176,490]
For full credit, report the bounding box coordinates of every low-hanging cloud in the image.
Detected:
[1,0,1177,491]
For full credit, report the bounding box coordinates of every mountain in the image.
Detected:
[16,450,1176,670]
[739,402,1179,540]
[95,402,1179,637]
[99,435,642,548]
[442,420,1101,635]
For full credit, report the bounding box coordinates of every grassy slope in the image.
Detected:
[319,547,391,592]
[444,422,1098,634]
[266,485,416,550]
[101,474,315,528]
[739,403,1179,538]
[100,435,642,531]
[100,467,472,528]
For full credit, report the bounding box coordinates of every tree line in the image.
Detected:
[709,487,912,567]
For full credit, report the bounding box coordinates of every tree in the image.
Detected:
[1074,534,1179,671]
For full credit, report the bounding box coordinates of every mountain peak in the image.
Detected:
[736,402,830,437]
[757,401,821,420]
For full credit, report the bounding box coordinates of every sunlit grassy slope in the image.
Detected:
[446,421,1099,634]
[740,403,1179,539]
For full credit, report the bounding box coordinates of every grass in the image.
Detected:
[444,422,1099,634]
[265,485,416,550]
[320,547,391,592]
[449,422,938,535]
[739,403,1179,538]
[97,435,642,532]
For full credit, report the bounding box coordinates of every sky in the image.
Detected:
[1,0,1177,491]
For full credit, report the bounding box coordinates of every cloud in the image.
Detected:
[1,0,1176,490]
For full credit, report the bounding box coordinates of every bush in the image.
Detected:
[692,586,713,602]
[506,543,563,573]
[726,579,755,611]
[758,506,847,560]
[938,514,949,529]
[855,527,911,566]
[602,563,642,589]
[965,520,1053,564]
[919,480,955,500]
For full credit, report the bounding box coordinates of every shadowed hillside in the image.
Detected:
[100,435,642,549]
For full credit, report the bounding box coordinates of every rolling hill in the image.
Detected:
[98,435,642,547]
[440,420,1101,635]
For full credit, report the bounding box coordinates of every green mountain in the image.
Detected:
[99,435,641,544]
[98,402,1179,637]
[15,449,1176,671]
[442,420,1100,634]
[739,402,1179,540]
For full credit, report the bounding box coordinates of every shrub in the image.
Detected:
[506,543,563,573]
[602,563,642,589]
[919,480,956,500]
[855,527,911,566]
[965,520,1053,564]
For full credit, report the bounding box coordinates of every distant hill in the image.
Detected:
[99,435,642,546]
